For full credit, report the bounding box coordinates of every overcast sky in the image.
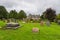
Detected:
[0,0,60,15]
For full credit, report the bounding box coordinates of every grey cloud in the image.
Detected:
[0,0,60,15]
[0,0,19,8]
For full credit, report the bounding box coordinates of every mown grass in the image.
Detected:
[0,21,60,40]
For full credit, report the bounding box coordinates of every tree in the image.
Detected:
[18,10,27,19]
[43,8,56,22]
[40,15,44,20]
[9,10,18,19]
[0,6,8,19]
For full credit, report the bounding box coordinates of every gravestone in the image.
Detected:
[46,20,50,26]
[32,27,39,32]
[40,20,44,26]
[58,20,60,25]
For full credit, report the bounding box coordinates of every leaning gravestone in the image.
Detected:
[58,20,60,25]
[46,20,50,26]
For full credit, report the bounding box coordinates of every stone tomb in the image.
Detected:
[4,22,20,29]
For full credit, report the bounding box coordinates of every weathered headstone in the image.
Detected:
[32,27,39,32]
[46,20,50,26]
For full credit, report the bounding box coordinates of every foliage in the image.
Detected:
[42,8,56,22]
[9,10,18,19]
[0,21,6,27]
[0,6,8,19]
[18,10,27,19]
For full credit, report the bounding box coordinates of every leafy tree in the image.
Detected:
[18,10,27,19]
[43,8,56,22]
[9,10,18,19]
[0,6,8,19]
[40,15,44,20]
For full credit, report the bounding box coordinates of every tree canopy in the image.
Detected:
[9,10,18,19]
[18,10,27,19]
[42,8,56,22]
[0,6,8,19]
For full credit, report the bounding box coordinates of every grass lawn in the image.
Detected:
[0,21,60,40]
